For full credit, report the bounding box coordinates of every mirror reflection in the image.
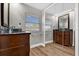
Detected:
[58,14,69,30]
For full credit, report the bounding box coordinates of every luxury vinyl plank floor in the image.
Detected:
[30,43,75,56]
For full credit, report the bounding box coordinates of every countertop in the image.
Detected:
[0,31,31,35]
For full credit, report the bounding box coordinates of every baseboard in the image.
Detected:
[45,40,53,44]
[30,43,44,48]
[30,40,53,48]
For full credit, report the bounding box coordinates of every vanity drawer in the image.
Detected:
[0,33,30,56]
[0,45,29,56]
[8,34,29,44]
[0,34,30,49]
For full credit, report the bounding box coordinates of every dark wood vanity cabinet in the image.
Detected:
[0,33,30,56]
[53,30,73,46]
[53,31,62,45]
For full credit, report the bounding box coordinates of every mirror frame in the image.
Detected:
[58,14,70,30]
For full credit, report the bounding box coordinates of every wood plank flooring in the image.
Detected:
[30,43,75,56]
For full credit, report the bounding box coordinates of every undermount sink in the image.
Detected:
[12,29,22,33]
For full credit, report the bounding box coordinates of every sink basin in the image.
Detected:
[12,29,22,33]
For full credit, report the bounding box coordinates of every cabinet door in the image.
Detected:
[58,32,62,45]
[53,30,56,43]
[70,31,73,46]
[55,31,62,45]
[55,31,58,43]
[64,32,70,46]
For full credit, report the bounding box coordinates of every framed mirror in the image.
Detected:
[58,14,69,30]
[1,3,9,27]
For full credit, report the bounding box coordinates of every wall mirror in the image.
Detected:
[1,3,9,27]
[58,14,69,30]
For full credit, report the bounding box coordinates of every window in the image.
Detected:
[25,16,40,32]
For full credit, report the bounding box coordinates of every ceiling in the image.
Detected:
[26,3,51,10]
[26,3,75,15]
[47,3,75,15]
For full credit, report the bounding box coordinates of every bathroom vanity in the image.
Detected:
[53,14,73,46]
[0,32,31,56]
[53,29,73,46]
[0,3,31,56]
